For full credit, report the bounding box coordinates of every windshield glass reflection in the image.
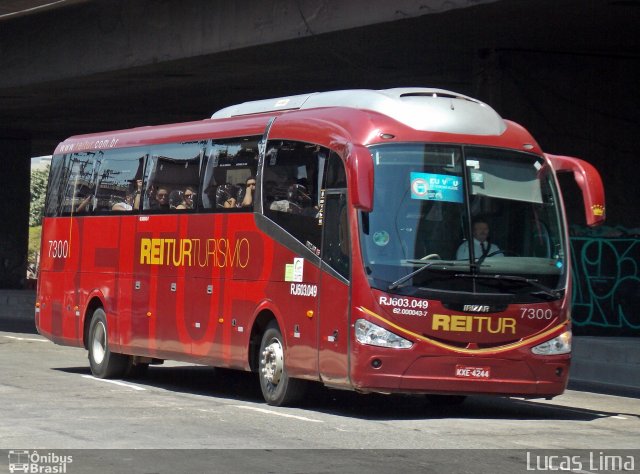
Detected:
[360,144,567,302]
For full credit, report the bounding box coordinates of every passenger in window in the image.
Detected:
[75,194,93,213]
[150,186,171,210]
[289,183,319,217]
[269,182,310,214]
[216,183,240,208]
[182,186,196,209]
[264,180,279,209]
[240,176,256,208]
[112,193,134,211]
[169,190,185,209]
[202,184,217,209]
[113,180,143,211]
[133,179,143,210]
[287,183,312,214]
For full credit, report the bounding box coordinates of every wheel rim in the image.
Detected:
[92,320,107,365]
[261,337,284,386]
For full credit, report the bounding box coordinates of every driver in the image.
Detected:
[456,218,502,260]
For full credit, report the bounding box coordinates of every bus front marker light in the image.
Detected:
[306,310,314,318]
[146,311,152,318]
[355,319,412,349]
[531,331,571,355]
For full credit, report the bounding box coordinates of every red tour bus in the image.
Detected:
[36,88,605,406]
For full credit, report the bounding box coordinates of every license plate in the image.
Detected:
[455,365,490,379]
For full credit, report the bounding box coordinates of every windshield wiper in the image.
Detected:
[388,261,459,290]
[453,273,560,299]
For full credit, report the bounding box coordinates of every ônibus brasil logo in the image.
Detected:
[8,450,73,473]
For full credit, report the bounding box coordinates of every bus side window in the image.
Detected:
[142,141,205,212]
[263,141,325,251]
[44,154,68,217]
[201,137,259,211]
[59,152,98,215]
[94,149,145,212]
[322,153,350,279]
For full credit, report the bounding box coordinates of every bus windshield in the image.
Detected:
[360,144,567,302]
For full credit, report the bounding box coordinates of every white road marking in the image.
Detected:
[81,375,146,391]
[2,335,47,342]
[233,405,323,423]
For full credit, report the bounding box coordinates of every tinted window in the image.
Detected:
[321,152,349,279]
[47,151,99,216]
[44,154,67,217]
[263,141,327,252]
[143,141,205,212]
[201,137,259,210]
[95,148,145,213]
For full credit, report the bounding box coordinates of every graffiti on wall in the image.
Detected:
[570,237,640,336]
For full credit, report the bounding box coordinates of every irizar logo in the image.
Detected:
[463,304,491,313]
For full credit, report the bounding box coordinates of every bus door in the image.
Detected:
[262,140,330,378]
[317,154,351,385]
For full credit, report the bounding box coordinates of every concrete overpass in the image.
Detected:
[1,0,639,287]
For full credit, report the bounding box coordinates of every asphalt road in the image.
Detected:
[1,316,639,473]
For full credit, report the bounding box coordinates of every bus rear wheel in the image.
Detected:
[258,321,306,406]
[88,308,129,379]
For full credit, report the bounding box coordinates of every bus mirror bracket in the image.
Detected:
[546,154,606,227]
[349,145,374,212]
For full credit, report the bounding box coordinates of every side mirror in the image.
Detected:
[546,154,605,227]
[348,144,374,212]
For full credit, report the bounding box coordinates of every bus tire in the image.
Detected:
[258,321,306,406]
[88,308,129,379]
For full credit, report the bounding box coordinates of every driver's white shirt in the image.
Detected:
[456,238,501,260]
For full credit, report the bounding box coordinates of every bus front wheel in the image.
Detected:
[88,308,129,379]
[258,321,306,406]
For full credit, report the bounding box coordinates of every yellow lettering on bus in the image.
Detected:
[207,239,217,267]
[182,239,193,266]
[502,318,516,335]
[170,238,182,266]
[487,317,502,334]
[217,239,227,267]
[140,238,151,264]
[475,316,489,332]
[431,314,517,335]
[150,239,163,265]
[237,238,250,268]
[139,237,251,269]
[432,314,450,331]
[450,315,470,332]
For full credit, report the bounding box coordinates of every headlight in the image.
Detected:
[355,319,413,349]
[531,330,571,355]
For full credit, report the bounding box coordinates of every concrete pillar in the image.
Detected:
[0,137,30,289]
